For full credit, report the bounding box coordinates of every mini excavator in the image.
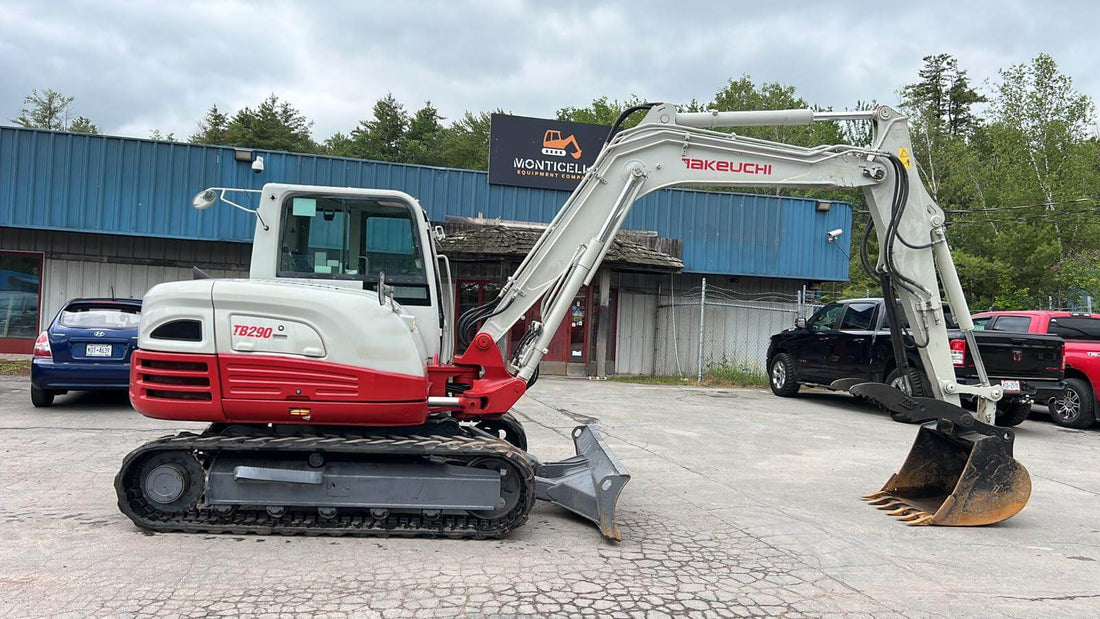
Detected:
[117,103,1030,540]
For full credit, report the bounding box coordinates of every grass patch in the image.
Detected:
[610,361,769,389]
[608,375,696,386]
[0,358,31,376]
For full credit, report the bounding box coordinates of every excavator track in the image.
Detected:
[115,429,535,539]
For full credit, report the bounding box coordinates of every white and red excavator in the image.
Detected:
[116,103,1031,540]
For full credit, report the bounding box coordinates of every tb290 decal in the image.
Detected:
[234,324,274,338]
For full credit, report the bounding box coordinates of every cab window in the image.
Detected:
[278,195,429,305]
[1049,317,1100,341]
[808,303,843,332]
[839,302,877,330]
[971,316,992,331]
[992,316,1032,333]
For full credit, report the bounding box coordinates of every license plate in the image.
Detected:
[1001,380,1020,393]
[86,343,113,357]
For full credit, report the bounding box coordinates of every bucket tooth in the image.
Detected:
[874,500,906,510]
[904,514,935,526]
[866,496,898,506]
[861,491,890,501]
[885,506,916,517]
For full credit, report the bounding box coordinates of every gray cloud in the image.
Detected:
[2,0,1097,141]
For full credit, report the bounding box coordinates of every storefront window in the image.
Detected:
[0,252,42,340]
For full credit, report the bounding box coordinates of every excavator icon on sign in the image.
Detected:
[542,129,583,160]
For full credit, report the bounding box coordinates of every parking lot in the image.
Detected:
[1,375,1098,617]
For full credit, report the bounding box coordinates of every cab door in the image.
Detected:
[798,302,845,381]
[829,301,879,380]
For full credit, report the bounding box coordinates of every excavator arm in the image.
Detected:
[479,104,997,414]
[460,103,1030,528]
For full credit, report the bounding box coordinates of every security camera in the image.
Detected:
[826,228,843,242]
[251,156,265,174]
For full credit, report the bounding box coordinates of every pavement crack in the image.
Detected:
[998,593,1100,602]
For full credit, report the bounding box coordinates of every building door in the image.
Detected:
[457,281,603,369]
[530,291,586,364]
[0,251,44,353]
[508,289,589,366]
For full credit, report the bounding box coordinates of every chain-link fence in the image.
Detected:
[648,279,821,381]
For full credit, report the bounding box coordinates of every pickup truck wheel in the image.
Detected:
[1048,378,1096,429]
[995,399,1032,427]
[884,368,929,423]
[31,385,55,408]
[768,353,800,397]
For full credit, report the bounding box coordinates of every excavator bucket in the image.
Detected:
[842,381,1031,526]
[533,425,630,540]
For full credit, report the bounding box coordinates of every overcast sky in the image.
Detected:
[2,0,1097,141]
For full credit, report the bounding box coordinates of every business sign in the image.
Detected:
[488,114,609,191]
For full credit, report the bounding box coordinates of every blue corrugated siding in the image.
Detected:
[0,126,851,281]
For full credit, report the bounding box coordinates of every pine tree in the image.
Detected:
[190,105,231,145]
[223,95,316,152]
[348,93,409,162]
[402,102,445,165]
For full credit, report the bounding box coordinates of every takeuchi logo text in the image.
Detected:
[682,158,773,175]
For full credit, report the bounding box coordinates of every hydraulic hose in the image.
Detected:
[605,103,658,143]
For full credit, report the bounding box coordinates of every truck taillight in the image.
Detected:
[33,331,52,358]
[949,339,966,366]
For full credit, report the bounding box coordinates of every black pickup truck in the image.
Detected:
[766,298,1065,426]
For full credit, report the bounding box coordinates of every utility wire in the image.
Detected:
[852,196,1100,219]
[943,196,1100,213]
[945,205,1100,225]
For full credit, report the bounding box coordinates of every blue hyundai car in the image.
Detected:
[31,298,142,407]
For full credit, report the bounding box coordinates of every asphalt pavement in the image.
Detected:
[1,376,1097,617]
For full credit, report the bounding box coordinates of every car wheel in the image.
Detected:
[768,353,800,397]
[31,385,55,408]
[1048,378,1096,429]
[995,399,1032,427]
[884,367,929,423]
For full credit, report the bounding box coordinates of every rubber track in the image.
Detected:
[115,431,536,539]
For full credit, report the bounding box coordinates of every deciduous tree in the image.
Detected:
[12,89,99,133]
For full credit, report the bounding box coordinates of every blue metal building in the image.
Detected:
[0,126,851,364]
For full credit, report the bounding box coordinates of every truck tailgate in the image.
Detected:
[955,330,1064,380]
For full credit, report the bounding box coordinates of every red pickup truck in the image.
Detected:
[971,311,1100,428]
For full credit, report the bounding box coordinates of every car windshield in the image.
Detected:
[59,305,141,330]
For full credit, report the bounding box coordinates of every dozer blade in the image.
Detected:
[533,425,630,541]
[848,382,1032,527]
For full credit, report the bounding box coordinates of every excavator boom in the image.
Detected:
[466,103,1030,527]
